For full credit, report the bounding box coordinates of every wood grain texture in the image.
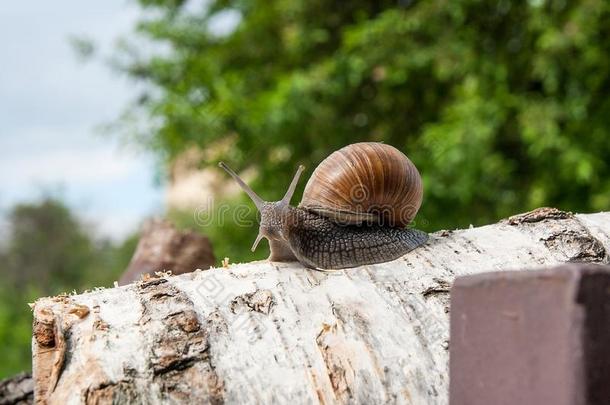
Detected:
[31,209,610,404]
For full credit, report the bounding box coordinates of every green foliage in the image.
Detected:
[115,0,610,261]
[168,200,267,264]
[0,197,137,378]
[0,284,39,379]
[4,198,97,291]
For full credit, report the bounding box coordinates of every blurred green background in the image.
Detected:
[2,0,610,378]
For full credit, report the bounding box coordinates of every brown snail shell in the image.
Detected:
[299,142,423,228]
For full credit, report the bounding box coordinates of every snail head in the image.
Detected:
[219,162,305,252]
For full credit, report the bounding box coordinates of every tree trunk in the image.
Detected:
[31,208,610,404]
[118,219,215,286]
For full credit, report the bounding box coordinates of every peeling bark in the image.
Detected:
[32,209,610,404]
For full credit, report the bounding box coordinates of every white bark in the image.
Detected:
[31,209,610,405]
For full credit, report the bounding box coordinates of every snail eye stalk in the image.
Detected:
[280,165,305,206]
[218,162,264,210]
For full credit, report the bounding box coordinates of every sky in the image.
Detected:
[0,1,164,241]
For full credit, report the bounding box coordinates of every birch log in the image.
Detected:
[31,208,610,405]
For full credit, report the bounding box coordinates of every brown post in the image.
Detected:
[119,219,216,285]
[450,264,610,405]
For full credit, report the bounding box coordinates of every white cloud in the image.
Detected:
[1,145,139,186]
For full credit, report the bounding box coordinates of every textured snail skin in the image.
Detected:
[284,207,428,270]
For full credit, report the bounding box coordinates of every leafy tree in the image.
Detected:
[116,0,610,261]
[3,198,96,292]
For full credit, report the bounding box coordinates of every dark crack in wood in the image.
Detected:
[136,280,225,404]
[230,290,275,315]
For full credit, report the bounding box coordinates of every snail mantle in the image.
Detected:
[32,209,610,404]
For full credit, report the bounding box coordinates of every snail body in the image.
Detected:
[220,142,428,270]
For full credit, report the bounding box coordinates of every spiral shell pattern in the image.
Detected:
[299,142,423,228]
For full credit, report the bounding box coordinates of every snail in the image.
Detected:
[219,142,428,270]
